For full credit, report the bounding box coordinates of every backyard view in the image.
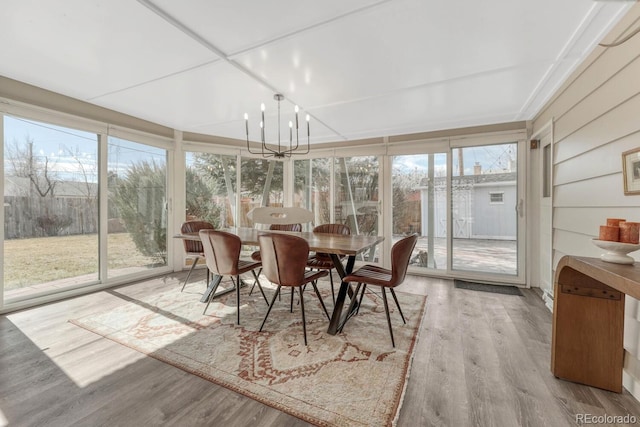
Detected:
[3,116,168,300]
[4,233,158,294]
[3,114,519,305]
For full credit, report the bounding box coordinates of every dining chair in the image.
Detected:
[179,220,214,292]
[250,223,302,262]
[258,233,330,345]
[306,223,351,304]
[249,223,302,298]
[246,206,313,230]
[342,233,418,347]
[199,229,268,323]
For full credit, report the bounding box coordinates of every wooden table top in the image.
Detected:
[556,255,640,300]
[175,227,384,256]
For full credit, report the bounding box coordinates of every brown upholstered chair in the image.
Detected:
[249,223,303,297]
[250,223,302,262]
[258,233,330,345]
[199,229,267,323]
[180,220,214,292]
[342,234,418,347]
[306,223,351,303]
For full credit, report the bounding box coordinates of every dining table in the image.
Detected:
[174,226,384,335]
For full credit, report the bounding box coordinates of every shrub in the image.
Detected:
[36,214,73,236]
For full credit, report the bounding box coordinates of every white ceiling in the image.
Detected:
[0,0,633,145]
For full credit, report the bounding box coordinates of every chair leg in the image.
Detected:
[338,282,362,333]
[381,288,395,348]
[290,288,295,313]
[259,286,282,332]
[203,275,223,315]
[389,288,406,324]
[299,287,307,346]
[311,282,330,320]
[236,275,241,325]
[181,256,199,292]
[329,271,335,304]
[251,270,269,304]
[249,267,263,295]
[356,284,367,315]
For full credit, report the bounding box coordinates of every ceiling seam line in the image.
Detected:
[303,60,557,111]
[226,0,393,59]
[136,0,348,141]
[86,59,222,101]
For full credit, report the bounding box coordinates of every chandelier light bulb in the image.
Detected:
[244,93,311,158]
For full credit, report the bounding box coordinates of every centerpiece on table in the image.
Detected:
[593,218,640,264]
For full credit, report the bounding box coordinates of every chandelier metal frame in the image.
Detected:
[244,93,310,158]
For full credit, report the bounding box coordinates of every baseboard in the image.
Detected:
[542,289,554,312]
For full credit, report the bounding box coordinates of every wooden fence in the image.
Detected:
[4,196,98,239]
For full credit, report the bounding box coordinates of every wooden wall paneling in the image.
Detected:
[554,174,631,207]
[554,134,640,185]
[534,7,640,128]
[553,228,603,259]
[554,174,628,208]
[553,56,640,142]
[625,316,640,359]
[555,93,640,163]
[627,296,640,322]
[554,207,637,236]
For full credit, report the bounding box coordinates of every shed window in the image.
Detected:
[489,192,504,204]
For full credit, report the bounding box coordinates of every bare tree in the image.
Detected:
[6,135,59,197]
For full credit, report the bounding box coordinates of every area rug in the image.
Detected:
[454,279,523,296]
[70,280,426,426]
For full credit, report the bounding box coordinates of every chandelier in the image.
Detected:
[244,93,310,158]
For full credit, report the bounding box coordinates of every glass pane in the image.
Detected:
[240,158,283,228]
[391,153,447,271]
[334,156,379,261]
[451,143,518,275]
[185,152,236,228]
[293,158,331,231]
[4,116,98,300]
[107,136,167,277]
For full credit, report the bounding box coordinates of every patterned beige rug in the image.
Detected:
[70,280,426,426]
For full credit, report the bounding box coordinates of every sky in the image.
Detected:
[3,115,165,183]
[4,115,517,185]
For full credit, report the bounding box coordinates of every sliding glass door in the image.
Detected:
[3,116,99,301]
[107,137,168,278]
[293,158,331,230]
[391,153,447,271]
[451,142,519,277]
[185,152,237,228]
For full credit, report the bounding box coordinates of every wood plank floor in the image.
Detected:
[2,272,640,427]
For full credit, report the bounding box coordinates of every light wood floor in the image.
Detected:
[2,272,640,427]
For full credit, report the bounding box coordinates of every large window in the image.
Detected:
[185,152,237,228]
[240,158,283,227]
[107,137,168,277]
[293,158,330,230]
[451,142,518,276]
[3,116,99,300]
[294,155,380,261]
[391,153,447,270]
[334,156,379,239]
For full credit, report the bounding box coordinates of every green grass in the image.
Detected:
[4,233,160,290]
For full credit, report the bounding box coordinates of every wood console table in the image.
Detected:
[551,255,640,393]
